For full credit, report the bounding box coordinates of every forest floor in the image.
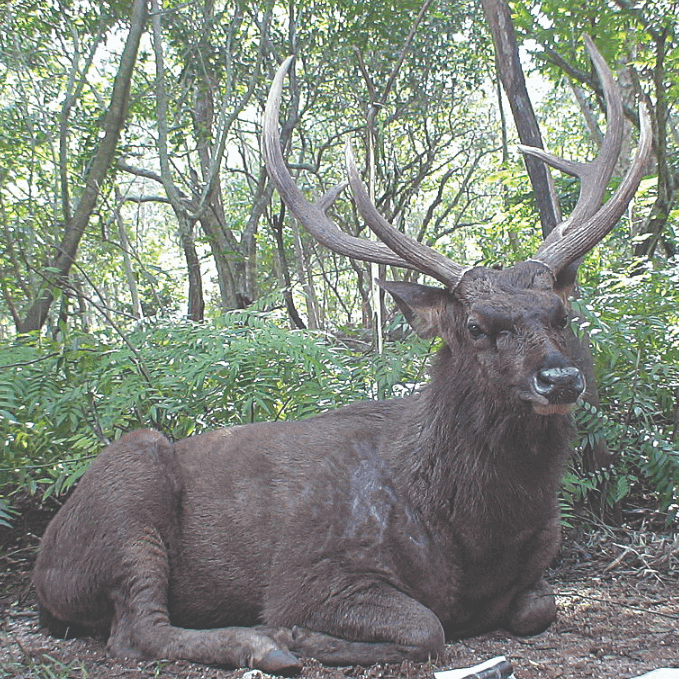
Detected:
[0,498,677,679]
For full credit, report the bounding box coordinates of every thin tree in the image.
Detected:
[17,0,147,333]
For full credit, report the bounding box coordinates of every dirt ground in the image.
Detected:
[1,502,677,679]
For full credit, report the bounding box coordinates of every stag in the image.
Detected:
[33,38,651,674]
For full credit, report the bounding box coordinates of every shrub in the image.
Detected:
[567,264,679,523]
[0,311,430,511]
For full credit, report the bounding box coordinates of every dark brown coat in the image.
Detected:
[31,264,585,671]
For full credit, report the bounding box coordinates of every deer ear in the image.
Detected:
[553,261,579,302]
[377,279,450,339]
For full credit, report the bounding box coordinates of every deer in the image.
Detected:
[33,37,651,675]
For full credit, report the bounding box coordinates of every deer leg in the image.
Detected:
[504,518,560,636]
[264,582,444,666]
[35,431,301,673]
[106,528,301,674]
[263,625,437,666]
[504,577,556,636]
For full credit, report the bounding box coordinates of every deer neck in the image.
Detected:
[396,346,572,518]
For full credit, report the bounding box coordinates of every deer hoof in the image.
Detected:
[505,579,557,636]
[257,648,302,675]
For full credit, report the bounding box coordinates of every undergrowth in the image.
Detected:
[0,310,430,516]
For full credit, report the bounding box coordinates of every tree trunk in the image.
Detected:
[16,0,147,334]
[180,219,205,323]
[270,203,306,330]
[115,188,142,320]
[480,0,562,238]
[633,28,677,261]
[189,10,243,311]
[291,220,321,330]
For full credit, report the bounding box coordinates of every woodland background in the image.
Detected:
[0,0,677,528]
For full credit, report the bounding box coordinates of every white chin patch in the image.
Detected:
[532,403,576,416]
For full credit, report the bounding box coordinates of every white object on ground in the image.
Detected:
[434,656,514,679]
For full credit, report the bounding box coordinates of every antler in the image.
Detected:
[263,57,423,273]
[521,35,652,276]
[345,142,468,285]
[262,57,467,288]
[263,39,652,291]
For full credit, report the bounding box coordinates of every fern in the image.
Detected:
[0,313,428,519]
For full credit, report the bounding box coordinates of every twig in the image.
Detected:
[557,590,679,621]
[603,546,633,572]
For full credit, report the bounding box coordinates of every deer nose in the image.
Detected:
[534,366,585,404]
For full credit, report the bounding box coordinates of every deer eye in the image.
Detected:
[467,322,486,339]
[557,315,569,329]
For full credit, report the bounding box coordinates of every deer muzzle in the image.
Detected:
[531,365,585,415]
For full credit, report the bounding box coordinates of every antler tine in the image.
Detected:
[520,36,624,243]
[345,141,467,288]
[520,35,624,238]
[262,57,420,271]
[535,102,652,273]
[521,36,652,275]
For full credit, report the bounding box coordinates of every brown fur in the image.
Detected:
[34,261,584,672]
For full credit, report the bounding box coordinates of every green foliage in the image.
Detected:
[0,495,16,528]
[566,264,679,522]
[0,312,431,511]
[0,652,88,679]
